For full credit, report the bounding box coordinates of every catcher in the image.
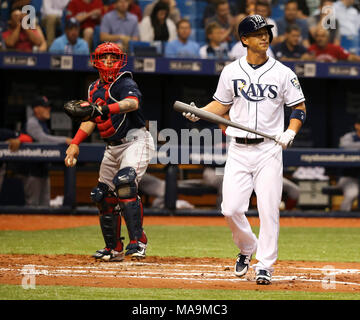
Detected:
[64,42,155,262]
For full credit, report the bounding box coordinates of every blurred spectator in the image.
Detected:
[254,0,278,38]
[308,27,360,62]
[49,17,89,54]
[164,19,200,58]
[199,21,229,59]
[0,128,32,151]
[128,0,142,22]
[138,173,194,209]
[100,0,139,52]
[139,1,176,42]
[305,0,321,16]
[203,0,238,27]
[66,0,103,50]
[274,0,310,48]
[143,0,181,24]
[10,0,30,10]
[19,96,72,206]
[0,20,7,51]
[295,0,310,18]
[40,0,70,48]
[337,115,360,211]
[272,25,312,60]
[0,128,33,194]
[333,0,360,38]
[205,0,238,44]
[2,8,47,52]
[308,0,340,45]
[235,0,256,19]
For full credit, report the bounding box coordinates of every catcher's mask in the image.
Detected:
[91,42,127,83]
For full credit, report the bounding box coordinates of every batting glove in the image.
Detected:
[275,129,296,150]
[182,102,200,122]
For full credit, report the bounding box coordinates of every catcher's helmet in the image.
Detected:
[91,42,127,83]
[238,14,274,47]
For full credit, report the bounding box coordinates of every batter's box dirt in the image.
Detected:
[1,254,360,293]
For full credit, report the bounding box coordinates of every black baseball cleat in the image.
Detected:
[256,269,272,285]
[92,248,124,262]
[234,253,252,277]
[125,241,147,260]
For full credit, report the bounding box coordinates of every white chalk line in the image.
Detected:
[2,263,360,287]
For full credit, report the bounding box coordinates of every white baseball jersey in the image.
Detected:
[213,56,305,139]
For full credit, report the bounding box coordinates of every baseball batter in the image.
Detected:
[184,15,306,284]
[64,42,155,262]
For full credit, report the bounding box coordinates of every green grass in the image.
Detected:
[2,284,360,300]
[1,224,360,300]
[1,225,360,262]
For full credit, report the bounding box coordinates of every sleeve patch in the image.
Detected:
[291,77,301,90]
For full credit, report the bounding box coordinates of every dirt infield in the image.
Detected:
[2,214,360,230]
[1,215,360,293]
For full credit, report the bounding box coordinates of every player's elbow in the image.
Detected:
[132,99,139,111]
[293,102,306,113]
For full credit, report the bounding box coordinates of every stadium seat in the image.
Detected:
[128,40,162,56]
[177,0,195,16]
[92,25,101,49]
[195,0,208,13]
[341,35,359,54]
[60,7,67,32]
[195,28,206,44]
[0,0,11,22]
[138,0,152,12]
[270,4,284,20]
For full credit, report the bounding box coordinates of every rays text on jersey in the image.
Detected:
[232,79,278,102]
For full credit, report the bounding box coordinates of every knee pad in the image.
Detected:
[113,167,138,199]
[91,182,123,251]
[90,182,109,204]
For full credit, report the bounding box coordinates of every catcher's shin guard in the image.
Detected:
[118,196,147,243]
[91,182,124,252]
[113,167,147,244]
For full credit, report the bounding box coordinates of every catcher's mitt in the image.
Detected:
[64,100,107,121]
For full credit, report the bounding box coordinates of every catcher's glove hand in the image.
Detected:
[64,100,109,121]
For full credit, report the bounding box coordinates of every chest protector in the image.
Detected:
[88,72,132,139]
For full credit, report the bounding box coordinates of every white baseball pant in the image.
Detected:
[221,139,283,273]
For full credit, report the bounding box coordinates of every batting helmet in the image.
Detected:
[91,42,127,83]
[238,15,274,47]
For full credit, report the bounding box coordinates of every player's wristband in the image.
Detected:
[71,129,88,145]
[18,133,33,143]
[290,109,306,124]
[103,103,120,115]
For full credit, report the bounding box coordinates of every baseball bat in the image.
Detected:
[173,101,276,141]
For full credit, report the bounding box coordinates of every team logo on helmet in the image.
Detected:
[251,14,266,28]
